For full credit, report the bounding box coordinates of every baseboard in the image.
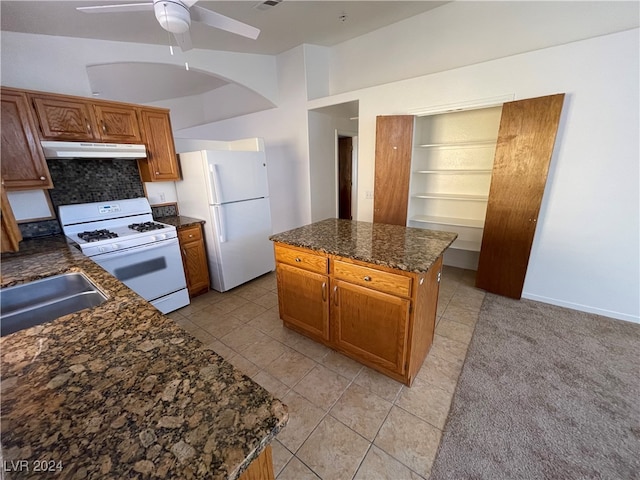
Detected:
[521,292,640,324]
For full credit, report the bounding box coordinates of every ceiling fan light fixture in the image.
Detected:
[154,0,191,34]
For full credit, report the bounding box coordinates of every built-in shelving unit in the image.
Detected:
[407,106,503,269]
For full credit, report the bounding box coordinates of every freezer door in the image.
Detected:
[207,150,269,204]
[210,197,275,292]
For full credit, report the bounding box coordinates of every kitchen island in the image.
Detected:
[0,236,287,479]
[270,218,457,387]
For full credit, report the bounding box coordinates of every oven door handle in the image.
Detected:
[93,237,179,261]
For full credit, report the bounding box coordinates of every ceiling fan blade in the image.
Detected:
[174,31,193,52]
[190,5,260,40]
[77,3,153,14]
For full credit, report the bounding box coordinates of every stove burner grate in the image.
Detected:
[78,229,119,242]
[128,222,167,232]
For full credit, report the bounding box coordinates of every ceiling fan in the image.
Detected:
[76,0,260,52]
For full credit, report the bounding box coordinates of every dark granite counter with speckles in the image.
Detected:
[0,237,287,479]
[156,215,205,229]
[270,218,458,273]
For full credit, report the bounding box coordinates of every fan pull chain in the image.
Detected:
[164,3,174,55]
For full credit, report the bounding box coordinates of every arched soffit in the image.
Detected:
[85,62,275,107]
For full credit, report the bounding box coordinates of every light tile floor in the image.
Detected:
[168,266,484,480]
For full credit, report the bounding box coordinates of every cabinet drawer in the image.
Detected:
[274,244,327,274]
[178,224,202,243]
[332,260,412,297]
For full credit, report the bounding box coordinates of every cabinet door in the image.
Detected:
[138,109,180,181]
[93,103,141,143]
[178,225,210,297]
[1,182,22,253]
[1,89,53,189]
[332,279,410,375]
[276,263,330,342]
[476,94,565,299]
[373,115,414,226]
[30,94,98,141]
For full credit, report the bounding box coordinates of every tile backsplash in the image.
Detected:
[18,158,145,239]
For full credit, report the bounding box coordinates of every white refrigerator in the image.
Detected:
[175,145,275,292]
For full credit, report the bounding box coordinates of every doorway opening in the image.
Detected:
[338,134,357,220]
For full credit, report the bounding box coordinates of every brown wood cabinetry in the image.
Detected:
[5,87,179,184]
[1,182,22,253]
[1,88,53,190]
[137,108,180,181]
[30,92,141,143]
[238,445,275,480]
[178,224,210,297]
[93,103,141,143]
[274,242,442,386]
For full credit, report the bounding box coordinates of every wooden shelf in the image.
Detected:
[412,192,488,202]
[410,215,484,229]
[413,169,492,174]
[415,140,496,149]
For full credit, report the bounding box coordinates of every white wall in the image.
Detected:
[329,1,639,94]
[174,46,312,235]
[310,29,639,322]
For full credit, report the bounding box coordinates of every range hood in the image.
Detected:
[41,141,147,159]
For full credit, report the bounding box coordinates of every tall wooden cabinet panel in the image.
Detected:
[30,94,98,141]
[331,279,410,375]
[476,94,565,299]
[1,88,53,189]
[373,115,414,225]
[93,103,141,143]
[137,108,180,182]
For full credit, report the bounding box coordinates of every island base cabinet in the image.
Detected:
[238,445,275,480]
[331,279,410,377]
[276,263,330,342]
[273,242,445,386]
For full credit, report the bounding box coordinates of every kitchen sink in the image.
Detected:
[0,272,108,337]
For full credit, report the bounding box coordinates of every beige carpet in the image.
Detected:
[429,294,640,480]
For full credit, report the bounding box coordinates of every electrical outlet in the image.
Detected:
[365,191,374,200]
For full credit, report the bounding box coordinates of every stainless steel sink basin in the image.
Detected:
[0,272,107,337]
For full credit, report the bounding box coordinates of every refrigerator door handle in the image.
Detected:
[209,163,222,205]
[214,205,227,243]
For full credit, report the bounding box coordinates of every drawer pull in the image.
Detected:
[189,234,194,238]
[363,276,372,282]
[295,257,302,262]
[322,282,327,302]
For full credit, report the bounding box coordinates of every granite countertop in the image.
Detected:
[156,215,205,229]
[0,236,287,479]
[270,218,458,273]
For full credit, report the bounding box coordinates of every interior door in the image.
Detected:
[338,136,353,220]
[476,94,565,299]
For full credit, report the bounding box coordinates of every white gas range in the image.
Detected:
[59,198,190,314]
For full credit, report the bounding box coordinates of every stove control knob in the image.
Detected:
[158,234,167,240]
[151,235,157,242]
[112,244,119,250]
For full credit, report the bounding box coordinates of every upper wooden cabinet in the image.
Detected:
[30,93,141,143]
[93,103,141,143]
[137,108,180,182]
[1,88,53,190]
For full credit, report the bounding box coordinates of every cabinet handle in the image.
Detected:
[363,276,372,282]
[40,176,46,181]
[188,234,194,238]
[182,249,186,256]
[102,121,107,133]
[295,257,301,262]
[333,285,338,306]
[155,171,160,175]
[321,282,326,302]
[86,120,91,132]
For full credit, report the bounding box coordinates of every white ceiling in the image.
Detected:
[0,1,448,55]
